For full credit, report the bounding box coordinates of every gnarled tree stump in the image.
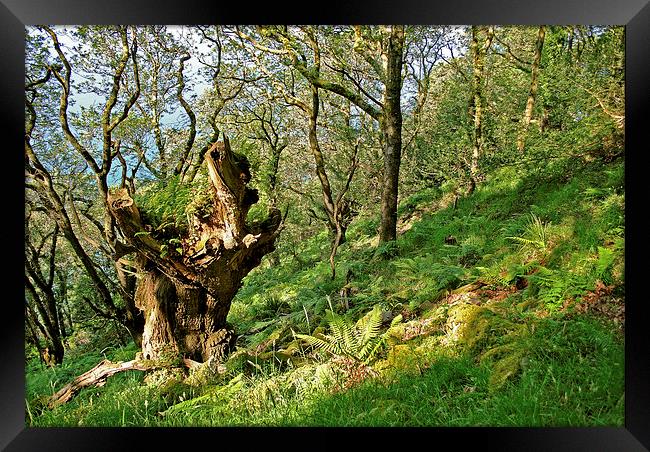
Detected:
[108,138,282,363]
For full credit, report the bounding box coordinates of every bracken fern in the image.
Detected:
[294,305,402,365]
[506,213,549,252]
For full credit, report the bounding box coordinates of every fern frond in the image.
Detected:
[596,246,615,278]
[294,333,339,355]
[507,213,549,251]
[295,305,394,365]
[327,311,355,355]
[358,337,384,364]
[356,305,382,347]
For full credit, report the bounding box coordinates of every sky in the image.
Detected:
[50,26,211,125]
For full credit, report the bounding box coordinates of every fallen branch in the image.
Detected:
[46,358,164,409]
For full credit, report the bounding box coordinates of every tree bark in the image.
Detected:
[517,26,546,153]
[378,26,405,244]
[307,86,337,234]
[109,139,281,363]
[468,26,494,195]
[115,259,145,346]
[134,265,237,362]
[25,303,49,365]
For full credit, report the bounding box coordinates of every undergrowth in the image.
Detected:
[26,155,625,427]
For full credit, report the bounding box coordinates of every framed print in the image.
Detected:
[5,0,649,449]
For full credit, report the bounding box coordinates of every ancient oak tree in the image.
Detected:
[109,138,282,362]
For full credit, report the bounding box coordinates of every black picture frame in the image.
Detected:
[4,0,648,449]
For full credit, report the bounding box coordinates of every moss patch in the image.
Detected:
[444,300,531,391]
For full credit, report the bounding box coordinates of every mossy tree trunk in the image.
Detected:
[468,26,494,195]
[109,138,282,362]
[378,25,405,244]
[517,26,546,153]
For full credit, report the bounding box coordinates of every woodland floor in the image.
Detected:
[26,154,625,427]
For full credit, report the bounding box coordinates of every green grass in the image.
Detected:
[26,155,625,428]
[151,314,621,427]
[295,317,623,427]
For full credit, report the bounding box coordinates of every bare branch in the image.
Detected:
[41,26,101,175]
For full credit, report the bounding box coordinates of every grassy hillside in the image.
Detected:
[26,154,625,427]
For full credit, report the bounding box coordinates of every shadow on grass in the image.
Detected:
[291,316,624,427]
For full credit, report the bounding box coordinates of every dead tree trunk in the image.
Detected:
[109,138,281,363]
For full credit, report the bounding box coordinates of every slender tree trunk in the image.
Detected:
[55,270,72,338]
[307,86,337,233]
[25,304,48,365]
[25,224,65,365]
[379,25,405,243]
[25,278,65,365]
[268,148,282,208]
[329,211,347,279]
[468,26,494,195]
[469,27,482,194]
[305,84,355,277]
[517,26,546,153]
[56,303,67,339]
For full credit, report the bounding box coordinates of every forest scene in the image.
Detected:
[24,25,625,427]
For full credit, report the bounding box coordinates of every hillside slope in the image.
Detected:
[27,154,625,427]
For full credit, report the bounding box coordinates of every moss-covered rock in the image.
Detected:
[414,335,446,356]
[444,300,531,391]
[445,303,494,351]
[144,366,186,388]
[375,344,424,376]
[384,315,441,346]
[183,358,228,386]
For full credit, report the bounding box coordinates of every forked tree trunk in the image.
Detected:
[134,263,239,362]
[109,138,281,363]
